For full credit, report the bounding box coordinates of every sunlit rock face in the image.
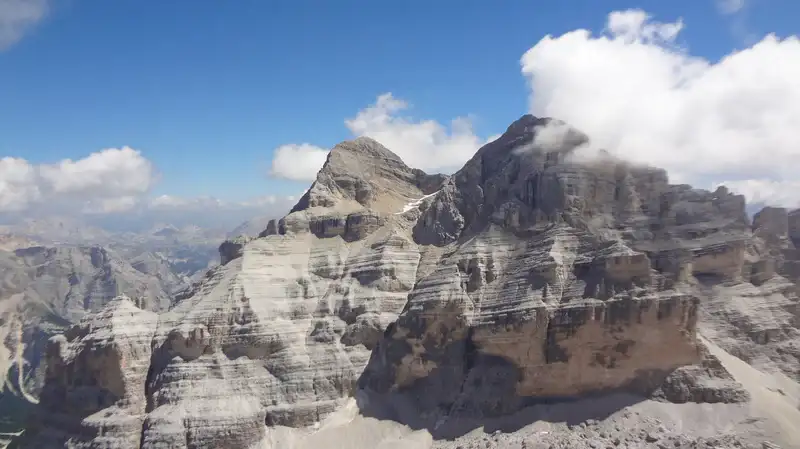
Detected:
[360,116,728,420]
[24,297,158,448]
[22,116,800,448]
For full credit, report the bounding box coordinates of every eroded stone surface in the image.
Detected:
[22,297,158,448]
[218,235,253,265]
[0,244,177,425]
[652,339,750,404]
[21,118,800,448]
[360,116,752,422]
[699,207,800,381]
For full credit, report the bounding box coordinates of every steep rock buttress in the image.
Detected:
[22,118,800,448]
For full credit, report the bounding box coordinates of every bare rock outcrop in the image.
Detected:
[289,136,448,216]
[106,137,438,448]
[21,297,158,448]
[699,204,800,381]
[0,244,177,437]
[218,235,253,265]
[359,116,728,422]
[20,116,800,448]
[652,339,750,404]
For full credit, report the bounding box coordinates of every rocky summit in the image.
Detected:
[18,116,800,449]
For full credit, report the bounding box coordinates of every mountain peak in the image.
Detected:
[288,137,444,215]
[26,112,800,449]
[324,136,406,168]
[504,113,547,134]
[500,115,589,152]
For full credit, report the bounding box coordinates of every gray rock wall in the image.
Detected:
[20,118,800,448]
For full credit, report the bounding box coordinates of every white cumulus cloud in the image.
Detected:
[149,195,224,210]
[521,9,800,208]
[148,195,287,211]
[39,147,155,197]
[270,144,330,182]
[269,93,489,182]
[0,157,40,211]
[0,146,299,229]
[0,147,157,213]
[82,196,140,214]
[344,93,487,172]
[0,0,49,50]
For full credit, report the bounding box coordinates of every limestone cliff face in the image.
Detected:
[359,116,719,420]
[23,297,158,448]
[359,240,701,419]
[117,139,440,449]
[21,137,439,448]
[699,205,800,381]
[0,244,176,435]
[21,117,800,448]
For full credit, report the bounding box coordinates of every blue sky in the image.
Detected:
[1,0,799,227]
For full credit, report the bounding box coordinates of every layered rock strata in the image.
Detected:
[0,244,176,418]
[23,297,158,448]
[21,137,443,448]
[699,206,800,380]
[20,116,800,448]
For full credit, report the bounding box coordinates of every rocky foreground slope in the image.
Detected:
[0,244,182,443]
[19,116,800,448]
[0,219,232,417]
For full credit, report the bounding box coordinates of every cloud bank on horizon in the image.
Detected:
[520,9,800,207]
[0,148,297,229]
[2,7,799,223]
[0,148,155,214]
